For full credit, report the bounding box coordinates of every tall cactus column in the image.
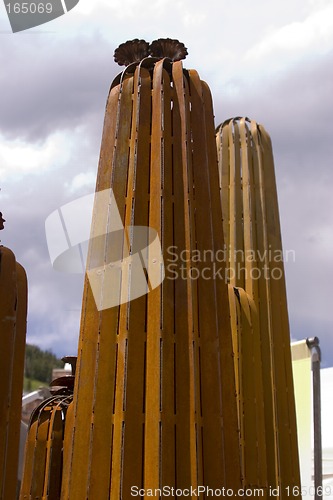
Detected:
[0,235,28,499]
[62,40,241,499]
[216,118,300,497]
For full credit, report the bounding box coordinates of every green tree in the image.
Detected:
[25,344,63,384]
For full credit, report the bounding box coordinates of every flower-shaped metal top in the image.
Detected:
[114,39,150,66]
[113,38,188,66]
[149,38,188,61]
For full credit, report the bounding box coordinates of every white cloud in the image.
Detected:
[65,171,96,194]
[244,4,333,71]
[0,132,72,180]
[183,10,207,27]
[74,0,172,20]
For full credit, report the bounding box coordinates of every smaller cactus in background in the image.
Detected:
[216,118,300,495]
[20,358,76,500]
[0,214,28,499]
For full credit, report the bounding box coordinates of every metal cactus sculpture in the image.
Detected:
[61,38,242,499]
[19,358,76,500]
[17,42,301,500]
[216,117,300,496]
[0,216,28,499]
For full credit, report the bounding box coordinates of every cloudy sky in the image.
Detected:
[1,0,332,365]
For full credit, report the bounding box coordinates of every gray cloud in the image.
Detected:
[1,115,100,356]
[0,32,118,142]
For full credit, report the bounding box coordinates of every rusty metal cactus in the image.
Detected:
[16,43,301,500]
[216,117,301,495]
[60,39,242,499]
[0,243,27,499]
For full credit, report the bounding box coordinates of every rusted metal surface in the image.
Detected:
[0,247,27,500]
[114,39,149,66]
[49,376,75,394]
[114,38,188,67]
[19,395,72,500]
[228,285,267,495]
[0,212,5,230]
[149,38,188,60]
[217,117,301,497]
[19,358,76,499]
[13,50,301,500]
[62,56,241,499]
